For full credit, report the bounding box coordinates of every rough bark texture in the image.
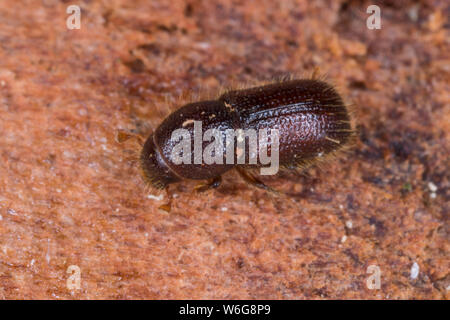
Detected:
[0,0,448,299]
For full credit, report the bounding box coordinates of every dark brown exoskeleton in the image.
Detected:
[140,79,354,194]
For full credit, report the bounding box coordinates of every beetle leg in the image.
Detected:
[194,175,222,193]
[235,167,279,195]
[158,186,173,212]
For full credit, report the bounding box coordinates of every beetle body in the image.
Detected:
[140,79,354,191]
